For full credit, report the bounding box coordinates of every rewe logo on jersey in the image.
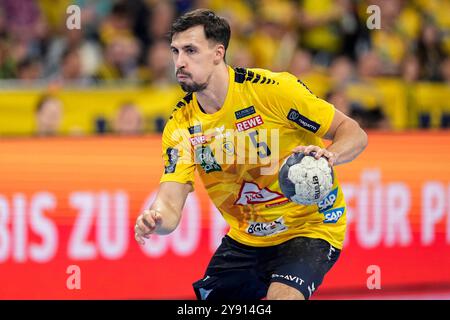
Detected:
[235,115,264,132]
[234,181,284,205]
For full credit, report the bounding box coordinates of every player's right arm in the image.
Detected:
[134,181,193,245]
[134,107,195,245]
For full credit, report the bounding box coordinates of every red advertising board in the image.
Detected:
[0,132,449,299]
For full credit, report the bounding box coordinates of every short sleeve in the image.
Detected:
[258,72,335,138]
[159,117,196,185]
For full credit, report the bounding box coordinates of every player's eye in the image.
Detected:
[170,48,179,54]
[186,48,196,54]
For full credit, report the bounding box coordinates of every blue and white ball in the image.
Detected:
[278,152,334,205]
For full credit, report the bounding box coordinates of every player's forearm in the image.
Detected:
[326,118,368,166]
[150,198,182,235]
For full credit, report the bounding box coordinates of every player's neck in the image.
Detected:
[195,64,229,114]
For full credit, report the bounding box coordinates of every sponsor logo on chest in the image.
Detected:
[235,115,264,132]
[234,181,284,205]
[194,145,222,173]
[189,135,207,146]
[235,106,256,119]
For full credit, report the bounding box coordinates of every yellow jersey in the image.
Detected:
[160,66,346,249]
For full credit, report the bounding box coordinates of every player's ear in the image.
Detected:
[214,44,225,64]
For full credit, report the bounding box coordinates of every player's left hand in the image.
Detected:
[292,145,338,166]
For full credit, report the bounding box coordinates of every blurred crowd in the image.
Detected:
[0,0,450,135]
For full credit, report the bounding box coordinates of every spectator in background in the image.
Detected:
[74,0,113,38]
[417,23,446,81]
[369,0,408,76]
[249,0,297,71]
[296,0,347,66]
[113,102,144,135]
[326,87,390,130]
[99,2,134,45]
[94,35,141,82]
[49,47,93,86]
[0,0,40,41]
[326,88,352,116]
[138,40,174,86]
[289,49,314,78]
[17,57,43,82]
[0,40,15,78]
[440,57,450,84]
[401,54,420,83]
[229,45,254,69]
[337,50,391,130]
[356,50,381,79]
[35,95,63,136]
[147,0,175,44]
[45,28,102,79]
[329,55,354,88]
[288,48,331,98]
[0,6,6,38]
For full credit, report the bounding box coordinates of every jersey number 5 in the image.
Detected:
[248,130,271,158]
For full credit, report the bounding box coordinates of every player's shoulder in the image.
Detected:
[164,92,194,134]
[232,66,299,99]
[167,92,194,122]
[232,66,297,86]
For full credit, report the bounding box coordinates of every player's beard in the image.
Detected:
[179,80,207,93]
[176,69,208,93]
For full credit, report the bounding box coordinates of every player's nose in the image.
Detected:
[175,53,187,70]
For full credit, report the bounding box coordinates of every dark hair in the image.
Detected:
[169,9,231,55]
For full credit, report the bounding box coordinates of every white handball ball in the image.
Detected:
[278,152,334,205]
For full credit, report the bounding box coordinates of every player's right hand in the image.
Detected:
[134,209,162,245]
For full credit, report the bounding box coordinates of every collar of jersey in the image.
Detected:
[192,65,235,120]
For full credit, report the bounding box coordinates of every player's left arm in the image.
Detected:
[293,109,368,166]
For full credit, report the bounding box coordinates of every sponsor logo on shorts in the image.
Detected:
[164,147,179,173]
[322,207,345,223]
[234,181,284,205]
[318,187,338,212]
[272,273,305,286]
[246,217,287,236]
[287,109,320,133]
[235,106,256,119]
[195,146,222,173]
[235,115,264,132]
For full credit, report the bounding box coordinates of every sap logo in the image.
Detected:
[189,136,207,146]
[318,188,338,212]
[322,207,345,224]
[272,274,305,286]
[235,115,264,132]
[246,217,287,236]
[234,181,283,205]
